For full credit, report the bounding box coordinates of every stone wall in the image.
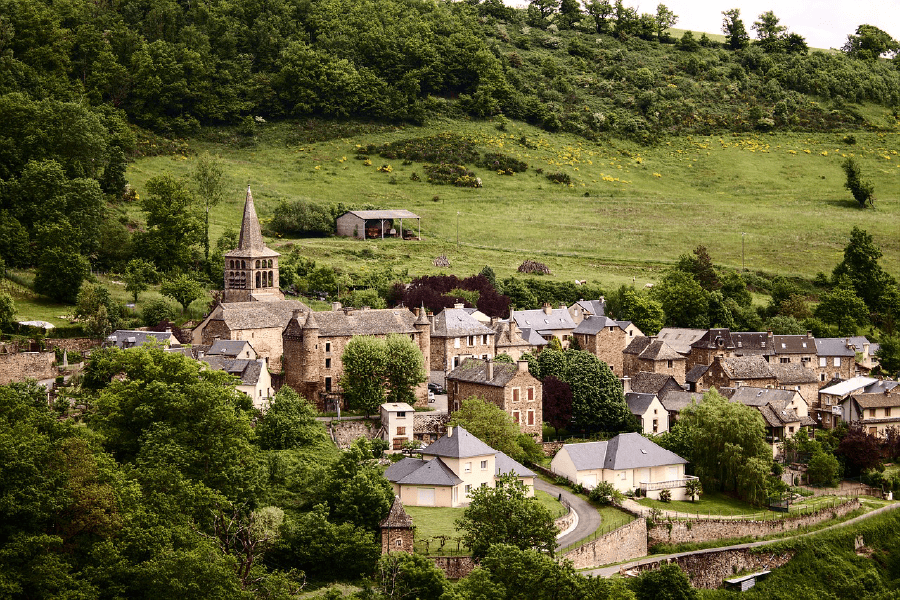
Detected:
[0,351,56,385]
[430,556,476,579]
[49,338,99,353]
[628,548,796,589]
[541,442,565,457]
[331,419,381,449]
[577,328,626,377]
[554,506,575,534]
[647,498,860,546]
[381,529,415,554]
[563,517,647,569]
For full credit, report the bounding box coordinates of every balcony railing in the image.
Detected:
[639,475,699,492]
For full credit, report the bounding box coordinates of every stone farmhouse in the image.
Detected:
[429,304,495,373]
[551,432,692,500]
[572,316,641,378]
[282,305,431,410]
[814,338,858,383]
[703,355,777,390]
[720,387,814,457]
[625,371,682,398]
[622,336,685,384]
[384,425,535,507]
[446,358,542,439]
[841,388,900,437]
[512,304,577,348]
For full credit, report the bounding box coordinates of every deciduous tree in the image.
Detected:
[721,8,749,50]
[842,157,875,208]
[255,387,324,450]
[450,397,526,460]
[192,153,226,265]
[843,25,899,61]
[542,375,572,436]
[122,258,158,303]
[160,273,207,314]
[341,335,426,415]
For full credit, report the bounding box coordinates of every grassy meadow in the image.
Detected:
[125,118,900,291]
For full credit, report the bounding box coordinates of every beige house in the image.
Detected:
[567,299,607,325]
[384,426,535,507]
[205,339,257,360]
[380,402,416,450]
[551,433,692,500]
[429,304,496,372]
[841,389,900,437]
[625,392,669,435]
[446,358,542,439]
[198,355,272,409]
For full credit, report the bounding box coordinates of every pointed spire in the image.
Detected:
[238,185,266,251]
[415,303,430,325]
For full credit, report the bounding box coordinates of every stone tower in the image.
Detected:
[223,186,284,303]
[380,496,415,554]
[283,309,320,402]
[414,305,431,378]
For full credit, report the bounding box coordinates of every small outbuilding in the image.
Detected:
[336,210,421,240]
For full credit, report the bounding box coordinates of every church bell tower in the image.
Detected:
[222,186,284,303]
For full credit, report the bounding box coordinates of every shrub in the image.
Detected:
[658,489,672,502]
[423,164,482,188]
[141,298,177,327]
[377,134,479,165]
[479,152,528,174]
[588,481,624,505]
[546,171,571,185]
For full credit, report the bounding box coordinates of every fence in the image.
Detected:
[625,493,866,523]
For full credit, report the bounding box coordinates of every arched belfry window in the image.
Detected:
[256,272,261,288]
[268,271,273,287]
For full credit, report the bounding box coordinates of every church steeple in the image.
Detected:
[237,186,266,252]
[222,186,284,303]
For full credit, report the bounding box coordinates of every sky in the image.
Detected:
[505,1,899,51]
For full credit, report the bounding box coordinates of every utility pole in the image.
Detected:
[742,232,745,272]
[457,211,460,250]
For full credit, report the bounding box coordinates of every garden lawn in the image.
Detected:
[636,491,759,516]
[405,505,468,556]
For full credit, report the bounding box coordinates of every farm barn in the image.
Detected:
[336,210,421,240]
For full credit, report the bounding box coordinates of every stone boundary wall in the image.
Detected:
[647,498,860,546]
[541,442,564,457]
[563,517,647,569]
[430,556,476,579]
[627,548,796,589]
[554,503,575,534]
[330,419,381,449]
[0,352,56,385]
[49,338,100,352]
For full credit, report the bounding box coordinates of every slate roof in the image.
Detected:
[384,457,463,486]
[446,358,524,387]
[421,425,497,459]
[207,339,254,357]
[625,392,657,416]
[629,372,682,395]
[495,451,536,478]
[770,363,818,384]
[561,432,687,471]
[731,332,774,355]
[573,299,606,317]
[341,209,420,220]
[691,328,736,350]
[849,392,900,409]
[513,307,576,336]
[431,307,495,338]
[226,186,280,258]
[655,328,707,355]
[660,391,704,413]
[685,364,709,384]
[718,355,775,380]
[845,336,879,355]
[728,387,798,408]
[519,327,549,346]
[106,330,178,348]
[199,356,263,385]
[573,315,625,335]
[867,380,900,394]
[815,338,857,357]
[492,320,530,348]
[309,308,418,337]
[215,300,310,331]
[623,336,652,356]
[772,334,816,355]
[380,496,414,528]
[639,340,682,361]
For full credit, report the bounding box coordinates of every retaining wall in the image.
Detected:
[0,352,56,384]
[647,498,860,546]
[563,517,647,569]
[626,548,796,589]
[430,556,476,579]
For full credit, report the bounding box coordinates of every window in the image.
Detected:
[480,460,488,470]
[667,360,674,368]
[512,411,520,424]
[819,357,827,367]
[527,387,534,401]
[396,427,406,435]
[454,338,460,349]
[324,377,332,392]
[464,462,472,473]
[653,419,658,433]
[780,358,791,364]
[464,484,472,494]
[325,358,331,369]
[870,409,876,418]
[527,411,534,426]
[801,357,811,364]
[512,388,520,402]
[870,427,878,436]
[467,336,474,347]
[820,373,826,382]
[397,411,406,418]
[788,426,794,434]
[396,539,403,547]
[887,408,892,417]
[325,342,331,353]
[834,357,841,367]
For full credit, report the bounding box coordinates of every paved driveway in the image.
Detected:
[534,478,601,550]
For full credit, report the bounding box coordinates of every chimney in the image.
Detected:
[559,303,566,310]
[292,309,303,320]
[807,330,814,339]
[486,358,493,381]
[543,303,552,315]
[165,327,171,333]
[490,316,498,326]
[454,303,464,309]
[414,306,420,317]
[447,426,453,438]
[332,302,342,311]
[622,376,631,393]
[864,342,870,357]
[517,360,528,373]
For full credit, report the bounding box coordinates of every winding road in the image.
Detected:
[534,478,602,550]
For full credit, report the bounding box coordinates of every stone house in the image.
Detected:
[192,299,309,372]
[625,371,683,398]
[771,332,817,368]
[730,331,776,359]
[703,355,777,391]
[490,318,533,362]
[685,328,737,372]
[550,432,693,500]
[282,305,431,410]
[770,362,819,408]
[384,425,535,507]
[380,402,416,450]
[721,387,814,457]
[336,210,421,240]
[446,358,542,440]
[841,388,900,437]
[105,329,180,349]
[380,497,415,554]
[659,390,704,425]
[623,336,686,384]
[845,336,880,371]
[567,298,606,324]
[814,338,859,383]
[512,304,576,348]
[685,364,711,392]
[198,355,272,409]
[818,377,899,429]
[573,316,640,378]
[625,392,669,435]
[222,186,284,303]
[429,304,496,373]
[205,339,257,360]
[655,327,707,356]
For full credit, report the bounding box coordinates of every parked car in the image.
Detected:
[428,382,445,394]
[428,390,435,402]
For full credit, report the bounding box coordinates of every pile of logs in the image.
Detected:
[518,259,551,275]
[433,254,451,267]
